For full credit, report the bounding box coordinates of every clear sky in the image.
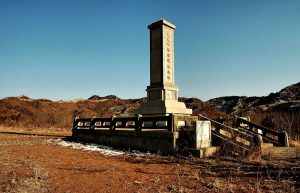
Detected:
[0,0,299,101]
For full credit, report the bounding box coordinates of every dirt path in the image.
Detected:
[0,130,299,193]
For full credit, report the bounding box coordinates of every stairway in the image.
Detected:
[199,115,262,155]
[199,115,293,157]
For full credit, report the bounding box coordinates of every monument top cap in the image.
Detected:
[148,18,176,30]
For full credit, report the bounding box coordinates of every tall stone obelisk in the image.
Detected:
[136,19,192,115]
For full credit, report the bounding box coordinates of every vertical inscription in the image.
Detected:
[164,27,174,84]
[166,32,171,82]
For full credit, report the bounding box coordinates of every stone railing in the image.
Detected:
[73,114,174,132]
[199,114,262,153]
[235,117,289,147]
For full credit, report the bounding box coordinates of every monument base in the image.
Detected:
[72,129,179,154]
[135,100,192,115]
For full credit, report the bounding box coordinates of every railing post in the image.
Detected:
[90,117,95,130]
[135,114,142,132]
[110,116,115,132]
[252,134,263,153]
[73,116,79,130]
[169,114,174,132]
[279,131,289,147]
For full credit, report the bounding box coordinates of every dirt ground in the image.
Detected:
[0,128,299,193]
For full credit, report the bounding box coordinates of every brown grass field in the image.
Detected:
[0,127,299,193]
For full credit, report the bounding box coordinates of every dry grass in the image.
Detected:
[289,140,300,147]
[0,126,71,137]
[0,134,50,193]
[0,130,299,192]
[2,165,49,193]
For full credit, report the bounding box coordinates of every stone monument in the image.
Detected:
[136,19,192,115]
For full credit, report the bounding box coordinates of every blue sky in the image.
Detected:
[0,0,299,101]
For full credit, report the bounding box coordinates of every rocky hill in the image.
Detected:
[87,95,121,101]
[206,82,300,139]
[207,82,300,115]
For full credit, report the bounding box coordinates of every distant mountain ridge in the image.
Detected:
[0,82,299,129]
[207,82,300,115]
[88,95,120,101]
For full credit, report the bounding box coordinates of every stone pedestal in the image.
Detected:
[185,120,218,158]
[136,19,192,115]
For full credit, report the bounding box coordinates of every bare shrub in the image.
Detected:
[251,110,300,140]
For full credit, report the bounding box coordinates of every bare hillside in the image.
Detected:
[207,82,300,114]
[207,82,300,139]
[0,95,223,129]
